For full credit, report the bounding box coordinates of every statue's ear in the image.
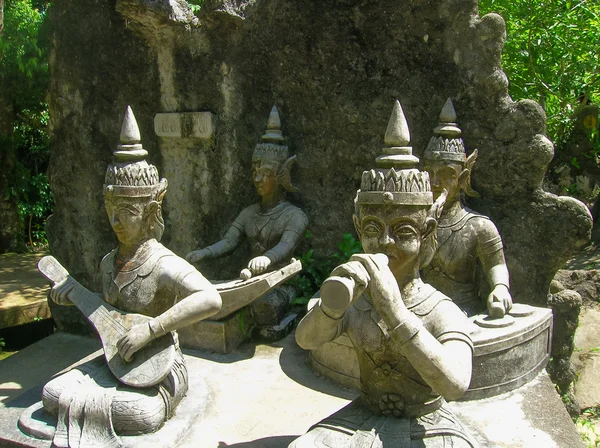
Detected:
[429,188,447,222]
[277,155,300,193]
[352,214,362,241]
[423,216,437,240]
[466,148,478,171]
[144,200,160,221]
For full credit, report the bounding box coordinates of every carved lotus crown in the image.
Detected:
[423,98,466,163]
[104,106,167,198]
[252,106,289,166]
[356,100,433,206]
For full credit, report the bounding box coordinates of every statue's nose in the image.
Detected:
[379,230,395,247]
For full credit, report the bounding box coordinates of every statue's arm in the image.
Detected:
[349,254,472,401]
[476,220,513,315]
[295,300,346,351]
[150,263,222,335]
[395,319,473,401]
[116,260,221,361]
[205,224,246,257]
[186,216,246,263]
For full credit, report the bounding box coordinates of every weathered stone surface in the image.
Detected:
[46,0,591,334]
[572,305,600,410]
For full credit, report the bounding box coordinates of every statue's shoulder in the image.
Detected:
[463,207,502,239]
[411,284,470,335]
[100,249,117,274]
[280,202,308,226]
[235,203,262,223]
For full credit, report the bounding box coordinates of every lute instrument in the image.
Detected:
[38,255,175,388]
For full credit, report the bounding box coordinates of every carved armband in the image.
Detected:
[148,317,167,339]
[390,312,423,345]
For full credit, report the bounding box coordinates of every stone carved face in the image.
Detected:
[422,160,464,202]
[354,205,435,281]
[105,196,149,245]
[252,161,279,197]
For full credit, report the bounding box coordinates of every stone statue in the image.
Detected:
[25,106,222,447]
[186,106,308,280]
[292,100,477,447]
[421,99,513,318]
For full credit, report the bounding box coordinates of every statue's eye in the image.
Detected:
[392,224,417,239]
[363,223,381,236]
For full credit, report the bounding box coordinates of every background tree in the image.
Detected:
[0,0,52,252]
[480,0,600,217]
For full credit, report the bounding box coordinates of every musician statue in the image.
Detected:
[421,99,513,317]
[31,107,222,447]
[186,105,308,279]
[186,106,307,334]
[291,100,477,447]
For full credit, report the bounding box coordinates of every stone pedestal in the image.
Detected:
[0,332,584,448]
[178,311,247,354]
[310,301,553,400]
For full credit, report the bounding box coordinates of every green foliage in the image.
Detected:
[479,0,600,143]
[186,0,204,14]
[290,231,362,306]
[0,1,52,249]
[575,406,600,447]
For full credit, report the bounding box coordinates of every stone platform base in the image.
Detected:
[0,332,583,447]
[178,311,246,353]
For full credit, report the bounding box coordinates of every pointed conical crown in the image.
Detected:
[356,100,432,206]
[252,105,290,166]
[104,106,167,198]
[423,98,466,163]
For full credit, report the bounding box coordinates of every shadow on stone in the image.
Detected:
[217,435,298,447]
[277,337,356,401]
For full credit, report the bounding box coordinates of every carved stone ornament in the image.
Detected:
[291,100,478,447]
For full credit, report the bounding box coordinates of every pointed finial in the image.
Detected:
[115,106,147,161]
[433,98,461,139]
[384,100,410,147]
[439,98,457,123]
[376,99,419,169]
[261,105,284,143]
[120,106,141,144]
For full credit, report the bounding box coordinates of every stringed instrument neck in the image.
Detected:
[38,256,126,336]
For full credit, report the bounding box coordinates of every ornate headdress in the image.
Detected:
[422,98,466,163]
[252,105,299,192]
[356,100,433,207]
[423,99,479,198]
[104,106,168,200]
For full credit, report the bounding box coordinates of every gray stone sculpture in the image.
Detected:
[422,99,513,318]
[186,105,308,280]
[20,106,222,447]
[292,100,477,447]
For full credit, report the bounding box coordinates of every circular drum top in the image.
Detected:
[473,314,515,328]
[507,303,536,317]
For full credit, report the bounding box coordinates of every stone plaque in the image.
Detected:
[154,112,214,139]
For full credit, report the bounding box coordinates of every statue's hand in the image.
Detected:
[349,254,408,327]
[49,277,76,306]
[117,323,153,362]
[248,256,272,276]
[487,284,513,318]
[186,249,211,264]
[322,260,372,318]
